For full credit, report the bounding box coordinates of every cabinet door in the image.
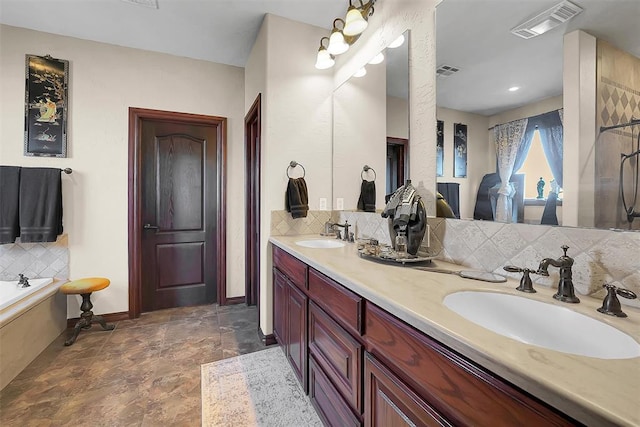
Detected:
[288,282,308,392]
[273,268,288,347]
[365,353,451,427]
[309,301,363,413]
[310,356,362,427]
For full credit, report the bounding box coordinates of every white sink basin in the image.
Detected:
[295,239,345,249]
[443,291,640,359]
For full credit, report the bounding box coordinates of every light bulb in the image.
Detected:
[328,29,349,55]
[388,34,405,48]
[369,52,384,65]
[315,48,335,70]
[343,6,368,36]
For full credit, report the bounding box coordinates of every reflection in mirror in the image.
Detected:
[333,31,409,211]
[435,0,640,230]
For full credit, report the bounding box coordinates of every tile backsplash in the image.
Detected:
[0,235,69,281]
[276,210,640,307]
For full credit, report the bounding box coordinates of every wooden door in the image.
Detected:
[140,119,218,312]
[245,94,261,306]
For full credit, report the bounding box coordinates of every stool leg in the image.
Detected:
[92,314,115,331]
[64,292,113,346]
[65,316,91,346]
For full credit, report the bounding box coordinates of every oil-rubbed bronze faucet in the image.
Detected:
[537,245,580,303]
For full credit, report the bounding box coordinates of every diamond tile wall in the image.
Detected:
[275,210,640,307]
[0,235,69,281]
[270,211,333,236]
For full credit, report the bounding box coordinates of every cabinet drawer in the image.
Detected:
[273,245,307,289]
[309,355,362,427]
[364,352,451,427]
[309,301,363,413]
[308,268,363,336]
[365,304,575,427]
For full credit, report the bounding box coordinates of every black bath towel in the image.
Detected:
[19,167,63,243]
[357,180,376,212]
[0,166,21,244]
[285,178,309,219]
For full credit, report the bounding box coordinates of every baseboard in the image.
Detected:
[259,327,277,346]
[66,311,129,328]
[225,296,246,305]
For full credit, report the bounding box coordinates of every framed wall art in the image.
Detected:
[436,120,444,177]
[453,122,467,178]
[24,54,69,157]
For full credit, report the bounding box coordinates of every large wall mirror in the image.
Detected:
[436,0,639,230]
[333,31,409,211]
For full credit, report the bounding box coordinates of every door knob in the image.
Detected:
[143,224,159,230]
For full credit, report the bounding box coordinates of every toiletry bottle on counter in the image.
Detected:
[395,231,408,258]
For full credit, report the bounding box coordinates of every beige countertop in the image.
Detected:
[270,235,640,427]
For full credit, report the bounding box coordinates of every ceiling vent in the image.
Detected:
[121,0,159,9]
[436,65,460,78]
[510,0,583,39]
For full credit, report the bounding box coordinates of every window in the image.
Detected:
[517,129,559,200]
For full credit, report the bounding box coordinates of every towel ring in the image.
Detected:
[287,161,306,178]
[361,165,376,181]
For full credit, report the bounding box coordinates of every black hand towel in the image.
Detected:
[357,180,376,212]
[0,166,21,244]
[19,167,63,243]
[285,178,309,219]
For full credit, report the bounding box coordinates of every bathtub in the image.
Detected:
[0,277,67,390]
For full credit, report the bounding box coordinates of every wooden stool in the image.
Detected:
[60,277,115,346]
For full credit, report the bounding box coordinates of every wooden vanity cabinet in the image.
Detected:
[272,246,308,391]
[365,303,577,427]
[272,245,579,427]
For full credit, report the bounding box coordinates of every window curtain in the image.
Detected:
[534,110,563,188]
[493,118,528,222]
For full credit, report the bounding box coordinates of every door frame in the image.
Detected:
[128,107,227,319]
[244,94,261,307]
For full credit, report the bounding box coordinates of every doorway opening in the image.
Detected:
[128,107,227,318]
[245,94,261,308]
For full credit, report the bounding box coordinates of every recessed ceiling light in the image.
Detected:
[121,0,158,8]
[508,86,520,92]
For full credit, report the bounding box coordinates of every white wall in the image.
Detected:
[488,95,563,128]
[387,95,409,139]
[436,107,491,219]
[334,63,387,210]
[245,14,333,334]
[0,24,246,316]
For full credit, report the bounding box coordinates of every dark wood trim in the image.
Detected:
[66,311,130,328]
[225,296,246,305]
[259,327,277,346]
[245,93,261,307]
[128,107,227,318]
[387,136,409,186]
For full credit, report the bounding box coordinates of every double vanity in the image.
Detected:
[270,235,640,426]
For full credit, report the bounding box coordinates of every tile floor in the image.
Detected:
[0,303,272,426]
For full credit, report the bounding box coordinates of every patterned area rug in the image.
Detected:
[201,347,322,426]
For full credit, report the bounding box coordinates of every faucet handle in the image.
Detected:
[504,266,540,293]
[597,283,637,318]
